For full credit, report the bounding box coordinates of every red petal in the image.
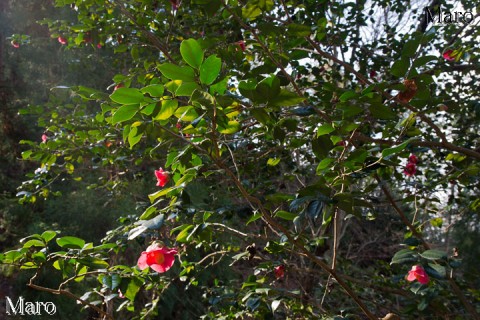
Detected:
[137,252,149,270]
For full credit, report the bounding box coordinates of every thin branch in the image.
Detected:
[114,1,176,63]
[196,250,228,265]
[27,283,113,320]
[375,173,430,249]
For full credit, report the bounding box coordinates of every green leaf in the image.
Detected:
[175,82,199,97]
[112,105,139,124]
[200,55,222,85]
[381,138,416,158]
[391,249,417,264]
[190,90,215,109]
[110,87,144,105]
[430,217,443,228]
[419,249,447,261]
[141,84,164,97]
[239,79,258,101]
[3,250,25,263]
[102,274,121,290]
[275,210,297,220]
[180,39,204,69]
[23,239,46,248]
[148,186,176,202]
[77,257,109,269]
[154,99,178,121]
[391,58,410,78]
[218,120,241,134]
[128,126,143,148]
[267,158,281,166]
[41,230,57,243]
[339,91,358,102]
[369,104,396,120]
[287,23,311,36]
[413,55,438,68]
[158,63,196,82]
[125,277,143,301]
[175,105,199,121]
[256,75,280,103]
[402,37,421,58]
[176,225,194,243]
[269,89,304,107]
[425,263,446,279]
[251,108,271,126]
[246,212,262,225]
[139,206,157,220]
[316,158,335,173]
[242,3,262,20]
[56,236,86,249]
[317,123,335,137]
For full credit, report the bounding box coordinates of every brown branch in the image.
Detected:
[375,173,431,249]
[114,1,176,63]
[352,132,480,160]
[306,37,371,86]
[27,283,114,320]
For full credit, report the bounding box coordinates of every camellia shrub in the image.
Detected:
[2,0,479,319]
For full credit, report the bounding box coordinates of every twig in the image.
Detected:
[27,283,113,320]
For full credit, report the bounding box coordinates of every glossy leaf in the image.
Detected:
[110,87,144,105]
[56,236,86,249]
[269,89,304,107]
[180,39,204,69]
[112,105,139,124]
[391,249,416,264]
[391,58,410,78]
[158,63,196,82]
[419,249,447,261]
[200,55,221,85]
[141,84,164,97]
[154,99,178,121]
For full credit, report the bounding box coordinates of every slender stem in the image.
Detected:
[375,173,430,249]
[27,283,113,320]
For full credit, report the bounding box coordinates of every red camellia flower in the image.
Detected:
[442,49,455,61]
[406,265,429,284]
[41,134,48,143]
[155,168,169,187]
[11,40,20,48]
[274,265,285,279]
[236,40,246,52]
[404,162,416,177]
[137,243,178,273]
[58,36,68,45]
[408,154,418,164]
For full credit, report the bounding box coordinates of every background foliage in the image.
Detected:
[1,0,479,319]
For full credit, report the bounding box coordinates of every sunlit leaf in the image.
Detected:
[180,39,204,69]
